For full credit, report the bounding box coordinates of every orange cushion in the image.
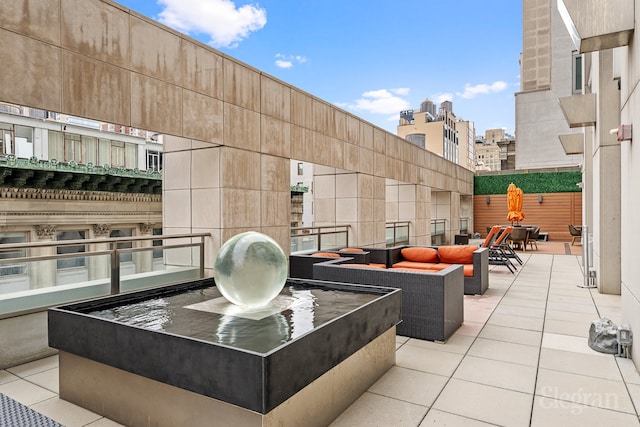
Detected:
[400,247,439,263]
[340,247,364,252]
[311,252,340,258]
[392,261,441,270]
[392,267,440,273]
[340,263,386,269]
[437,246,477,264]
[463,265,474,277]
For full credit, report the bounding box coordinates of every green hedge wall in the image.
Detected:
[474,171,582,195]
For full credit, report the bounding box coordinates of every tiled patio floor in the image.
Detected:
[2,251,639,426]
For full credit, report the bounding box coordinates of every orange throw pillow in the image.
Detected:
[400,247,439,263]
[437,246,478,264]
[340,247,364,252]
[311,252,340,258]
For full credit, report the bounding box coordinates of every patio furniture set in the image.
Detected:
[289,244,489,342]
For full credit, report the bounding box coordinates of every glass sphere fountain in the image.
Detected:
[213,231,288,308]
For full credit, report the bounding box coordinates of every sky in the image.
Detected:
[115,0,522,137]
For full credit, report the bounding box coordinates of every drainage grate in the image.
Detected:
[0,393,63,427]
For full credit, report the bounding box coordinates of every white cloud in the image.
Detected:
[348,89,411,115]
[274,53,307,69]
[456,81,508,99]
[433,92,453,104]
[275,60,293,69]
[158,0,266,48]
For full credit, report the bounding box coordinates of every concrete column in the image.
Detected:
[134,223,154,274]
[89,224,111,281]
[29,225,57,288]
[415,185,431,245]
[592,49,622,294]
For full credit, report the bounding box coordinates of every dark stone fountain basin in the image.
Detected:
[48,277,401,424]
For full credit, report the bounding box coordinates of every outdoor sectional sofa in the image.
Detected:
[388,245,489,295]
[312,258,464,342]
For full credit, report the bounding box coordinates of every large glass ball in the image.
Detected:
[213,232,288,308]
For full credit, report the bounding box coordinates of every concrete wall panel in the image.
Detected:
[131,73,182,135]
[61,0,129,68]
[0,29,62,112]
[63,51,130,125]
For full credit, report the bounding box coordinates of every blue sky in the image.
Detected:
[116,0,522,136]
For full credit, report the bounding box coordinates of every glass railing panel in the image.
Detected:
[0,253,111,316]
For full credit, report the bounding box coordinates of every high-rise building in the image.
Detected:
[397,99,474,170]
[515,0,583,169]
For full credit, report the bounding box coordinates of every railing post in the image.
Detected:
[110,243,120,295]
[317,231,322,252]
[199,238,205,278]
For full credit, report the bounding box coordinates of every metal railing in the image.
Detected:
[0,233,209,318]
[386,221,410,247]
[431,219,447,245]
[290,225,349,254]
[459,217,470,235]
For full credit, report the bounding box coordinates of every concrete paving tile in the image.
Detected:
[0,369,19,385]
[478,324,542,347]
[420,409,497,426]
[493,304,545,319]
[407,334,475,355]
[0,378,56,406]
[545,309,599,323]
[467,337,539,367]
[368,366,448,407]
[539,348,623,381]
[499,296,547,309]
[546,301,598,315]
[543,319,590,338]
[85,418,126,427]
[330,391,428,427]
[617,358,640,385]
[25,367,59,394]
[395,345,464,377]
[487,313,544,331]
[453,355,537,393]
[31,397,103,427]
[433,379,533,427]
[536,369,635,414]
[454,321,485,338]
[531,396,640,427]
[6,355,59,378]
[541,333,610,358]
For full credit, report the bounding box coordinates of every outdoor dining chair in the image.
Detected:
[569,224,582,245]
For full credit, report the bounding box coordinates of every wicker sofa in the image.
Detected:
[312,258,464,342]
[388,245,488,295]
[288,247,389,279]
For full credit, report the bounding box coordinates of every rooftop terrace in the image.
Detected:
[2,242,638,426]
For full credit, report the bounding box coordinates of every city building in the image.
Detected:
[474,137,501,171]
[0,103,163,291]
[480,128,517,171]
[515,0,583,169]
[397,99,475,169]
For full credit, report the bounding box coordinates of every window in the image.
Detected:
[572,51,583,93]
[57,230,86,269]
[297,162,303,175]
[0,122,15,155]
[111,141,125,167]
[110,229,133,263]
[0,232,27,276]
[63,133,82,162]
[147,150,163,172]
[152,228,163,259]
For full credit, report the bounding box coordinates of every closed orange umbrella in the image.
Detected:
[507,183,525,224]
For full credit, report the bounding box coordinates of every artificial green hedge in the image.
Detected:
[474,171,582,195]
